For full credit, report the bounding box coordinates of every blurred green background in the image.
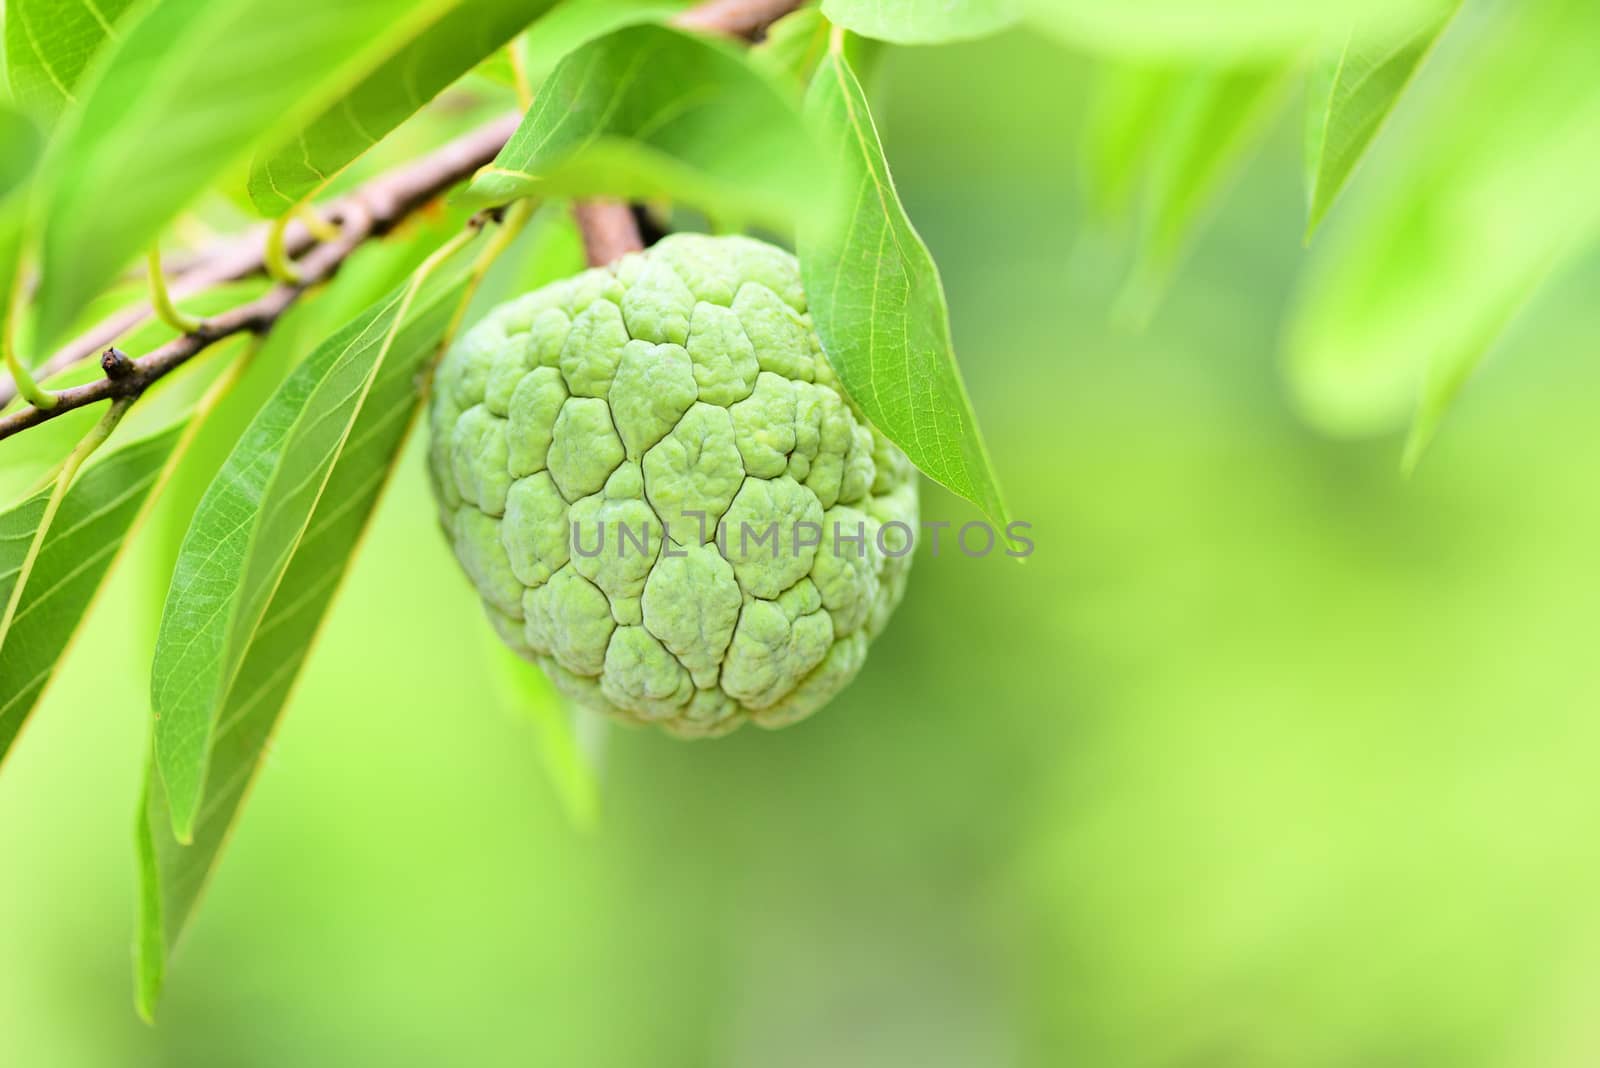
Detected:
[6,23,1600,1068]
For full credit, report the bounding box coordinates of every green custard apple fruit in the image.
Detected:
[428,234,918,737]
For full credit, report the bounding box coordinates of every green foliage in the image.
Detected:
[798,45,1008,529]
[1080,62,1181,220]
[521,0,690,77]
[0,306,261,767]
[1303,4,1456,239]
[1076,1,1597,448]
[0,0,1028,1022]
[1287,0,1600,455]
[751,6,831,88]
[3,0,136,123]
[247,0,560,216]
[754,6,882,90]
[1110,61,1298,320]
[0,425,178,762]
[9,0,1593,1028]
[1082,56,1310,323]
[469,0,691,93]
[150,245,475,843]
[29,0,460,347]
[135,222,475,681]
[1025,0,1453,58]
[0,104,42,195]
[139,250,477,1017]
[0,102,41,359]
[466,24,826,230]
[821,0,1020,45]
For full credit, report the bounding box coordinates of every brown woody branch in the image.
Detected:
[0,117,517,441]
[0,117,520,414]
[8,220,325,406]
[0,0,804,442]
[672,0,802,37]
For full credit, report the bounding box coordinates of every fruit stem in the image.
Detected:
[573,200,644,267]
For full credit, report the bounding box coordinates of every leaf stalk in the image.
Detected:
[294,203,342,244]
[0,396,132,642]
[147,246,204,334]
[3,272,56,411]
[264,214,303,286]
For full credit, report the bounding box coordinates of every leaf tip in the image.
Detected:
[133,978,162,1026]
[161,777,198,844]
[1302,217,1320,248]
[151,748,197,844]
[1304,192,1336,245]
[1401,413,1439,477]
[134,790,167,1024]
[1111,269,1162,333]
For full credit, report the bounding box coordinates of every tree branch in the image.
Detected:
[0,0,806,442]
[673,0,801,37]
[0,117,516,441]
[0,116,519,412]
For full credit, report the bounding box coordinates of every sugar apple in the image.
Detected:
[428,233,918,738]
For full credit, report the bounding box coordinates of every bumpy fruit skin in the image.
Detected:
[428,234,918,737]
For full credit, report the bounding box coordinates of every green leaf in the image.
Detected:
[0,316,261,769]
[1286,0,1600,451]
[30,0,463,347]
[751,6,832,89]
[821,0,1020,44]
[753,7,882,92]
[3,0,138,123]
[136,213,473,673]
[139,244,476,1017]
[0,104,44,197]
[1304,5,1455,239]
[798,49,1009,528]
[468,43,520,90]
[465,24,826,231]
[1115,62,1297,323]
[247,0,560,216]
[150,241,473,844]
[0,102,43,359]
[473,0,692,91]
[1080,61,1184,221]
[1024,0,1455,59]
[0,424,179,762]
[520,0,689,78]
